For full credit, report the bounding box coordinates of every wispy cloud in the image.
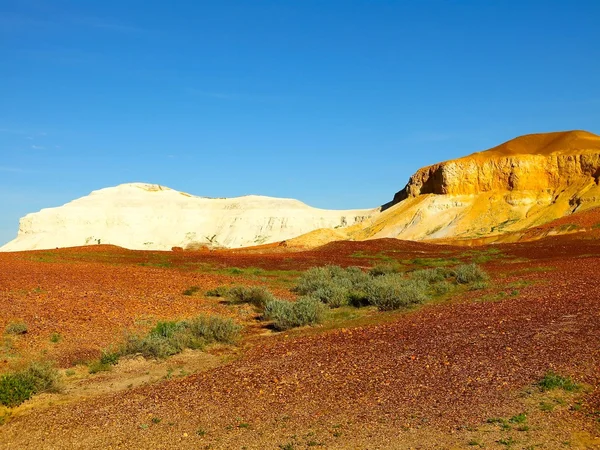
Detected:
[65,15,144,34]
[0,11,145,35]
[31,145,45,150]
[0,166,30,173]
[0,127,26,135]
[187,89,288,102]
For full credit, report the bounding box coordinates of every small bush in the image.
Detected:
[119,315,241,359]
[469,281,489,291]
[0,361,61,407]
[433,281,453,295]
[263,297,326,331]
[88,360,112,374]
[369,263,401,277]
[226,286,274,309]
[185,315,241,344]
[205,286,230,297]
[454,264,488,284]
[310,284,351,308]
[295,265,369,307]
[183,286,201,296]
[100,351,120,366]
[410,267,451,284]
[365,275,429,311]
[4,322,27,335]
[538,371,581,392]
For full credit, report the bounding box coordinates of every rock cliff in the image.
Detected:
[393,130,600,201]
[3,130,600,251]
[1,183,375,251]
[350,130,600,243]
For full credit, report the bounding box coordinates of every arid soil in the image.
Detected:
[0,236,599,449]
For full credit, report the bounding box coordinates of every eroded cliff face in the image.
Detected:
[1,183,376,251]
[359,130,600,243]
[3,131,600,251]
[393,131,600,202]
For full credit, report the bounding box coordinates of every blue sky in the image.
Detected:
[1,0,599,245]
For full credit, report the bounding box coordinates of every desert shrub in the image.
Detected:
[295,265,370,308]
[0,361,61,407]
[100,351,120,366]
[469,281,489,291]
[295,266,335,294]
[433,281,454,295]
[88,360,112,374]
[4,322,27,335]
[263,297,326,331]
[364,275,429,311]
[226,286,274,309]
[410,267,451,284]
[119,315,241,360]
[454,264,488,284]
[120,331,184,359]
[310,284,351,308]
[182,286,201,296]
[369,263,401,277]
[537,371,581,392]
[185,315,241,344]
[205,285,230,297]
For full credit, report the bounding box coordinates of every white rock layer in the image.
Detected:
[0,183,376,251]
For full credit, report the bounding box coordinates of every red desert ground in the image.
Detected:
[1,131,600,449]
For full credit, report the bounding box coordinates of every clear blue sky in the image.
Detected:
[1,0,599,245]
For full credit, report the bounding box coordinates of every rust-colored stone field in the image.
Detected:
[1,236,599,449]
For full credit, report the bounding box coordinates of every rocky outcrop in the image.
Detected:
[355,130,600,243]
[1,183,376,251]
[3,130,600,251]
[393,130,600,202]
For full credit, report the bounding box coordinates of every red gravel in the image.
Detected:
[0,237,599,448]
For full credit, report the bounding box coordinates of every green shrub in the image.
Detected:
[0,361,61,407]
[454,264,488,284]
[100,351,120,366]
[369,263,401,277]
[205,286,230,297]
[364,275,429,311]
[295,265,369,307]
[263,297,326,331]
[433,281,453,295]
[226,286,274,308]
[310,284,351,308]
[182,286,201,296]
[88,360,112,374]
[185,315,241,344]
[4,322,28,335]
[469,281,489,291]
[538,371,581,392]
[410,267,451,284]
[119,315,241,359]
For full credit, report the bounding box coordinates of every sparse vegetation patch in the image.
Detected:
[263,297,326,331]
[364,275,429,311]
[0,361,61,407]
[4,322,28,335]
[89,315,241,367]
[226,286,275,309]
[454,264,488,284]
[537,371,581,392]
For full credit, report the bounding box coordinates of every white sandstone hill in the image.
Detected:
[0,183,376,252]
